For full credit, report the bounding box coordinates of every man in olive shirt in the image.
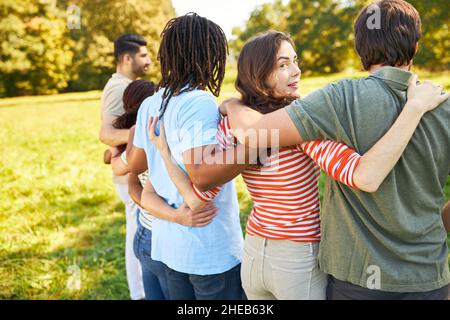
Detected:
[99,33,151,300]
[225,0,450,299]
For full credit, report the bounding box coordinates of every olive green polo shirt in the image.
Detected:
[286,66,450,292]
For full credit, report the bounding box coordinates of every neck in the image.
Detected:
[368,64,411,74]
[116,65,137,80]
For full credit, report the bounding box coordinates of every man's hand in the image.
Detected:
[173,202,218,227]
[103,149,112,164]
[407,74,449,114]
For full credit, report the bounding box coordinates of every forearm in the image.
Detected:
[227,102,302,148]
[353,104,425,192]
[160,149,206,210]
[442,201,450,233]
[227,103,263,144]
[186,144,250,192]
[99,125,129,147]
[127,144,147,175]
[141,187,178,223]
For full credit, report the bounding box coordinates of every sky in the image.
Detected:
[171,0,286,39]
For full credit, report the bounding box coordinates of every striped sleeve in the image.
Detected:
[300,140,361,188]
[217,116,238,150]
[191,183,222,202]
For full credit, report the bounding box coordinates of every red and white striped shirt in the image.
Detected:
[193,116,361,242]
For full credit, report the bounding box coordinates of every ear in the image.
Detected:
[414,42,419,54]
[123,53,132,64]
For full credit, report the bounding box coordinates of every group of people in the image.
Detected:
[99,0,450,300]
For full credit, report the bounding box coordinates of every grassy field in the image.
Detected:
[1,70,449,299]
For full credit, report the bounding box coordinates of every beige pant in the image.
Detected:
[241,234,327,300]
[115,183,145,300]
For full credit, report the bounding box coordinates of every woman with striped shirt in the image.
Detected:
[147,31,444,300]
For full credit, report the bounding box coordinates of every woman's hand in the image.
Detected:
[407,74,449,114]
[148,116,169,155]
[173,202,218,227]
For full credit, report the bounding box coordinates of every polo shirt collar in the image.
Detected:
[369,66,413,91]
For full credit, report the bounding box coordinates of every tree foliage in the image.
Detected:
[61,0,175,91]
[0,0,73,96]
[231,0,449,75]
[0,0,175,97]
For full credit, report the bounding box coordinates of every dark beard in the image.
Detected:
[132,63,148,77]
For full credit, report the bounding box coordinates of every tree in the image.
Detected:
[230,0,359,75]
[0,0,73,96]
[287,0,359,74]
[230,0,288,58]
[407,0,449,71]
[231,0,449,74]
[0,0,175,97]
[60,0,175,91]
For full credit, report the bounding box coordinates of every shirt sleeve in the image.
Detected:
[300,140,361,189]
[285,81,351,144]
[102,83,127,117]
[191,183,222,202]
[177,93,221,154]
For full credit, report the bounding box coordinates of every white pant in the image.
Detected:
[241,234,327,300]
[115,183,145,300]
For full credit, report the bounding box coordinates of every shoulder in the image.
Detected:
[428,97,450,118]
[181,90,217,108]
[103,75,130,93]
[177,90,219,119]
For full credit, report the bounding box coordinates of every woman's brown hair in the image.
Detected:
[113,80,156,130]
[235,31,297,114]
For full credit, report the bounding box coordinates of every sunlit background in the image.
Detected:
[0,0,448,299]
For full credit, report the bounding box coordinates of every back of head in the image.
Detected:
[354,0,421,70]
[157,12,228,117]
[113,80,155,129]
[236,31,296,114]
[114,33,147,64]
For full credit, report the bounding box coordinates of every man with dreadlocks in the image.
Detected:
[127,13,246,299]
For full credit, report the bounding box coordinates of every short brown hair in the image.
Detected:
[354,0,421,70]
[235,31,296,114]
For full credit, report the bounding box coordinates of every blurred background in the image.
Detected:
[0,0,448,299]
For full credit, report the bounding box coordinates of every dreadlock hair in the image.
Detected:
[113,80,156,130]
[157,12,228,118]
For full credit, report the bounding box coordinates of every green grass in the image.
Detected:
[1,69,449,299]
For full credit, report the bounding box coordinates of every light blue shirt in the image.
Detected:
[133,88,243,275]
